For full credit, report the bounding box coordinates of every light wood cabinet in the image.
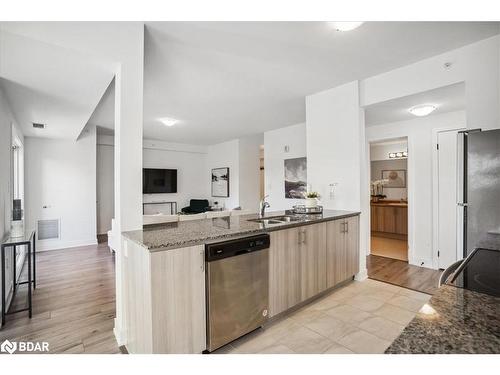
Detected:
[150,245,206,354]
[269,220,352,317]
[269,227,301,317]
[326,216,360,288]
[300,223,327,301]
[371,204,407,238]
[124,241,206,354]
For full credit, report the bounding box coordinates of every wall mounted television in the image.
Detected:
[143,168,177,194]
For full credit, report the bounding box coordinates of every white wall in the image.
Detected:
[306,82,364,211]
[264,123,307,211]
[96,135,210,232]
[97,143,114,234]
[25,125,97,251]
[370,141,408,200]
[370,142,407,161]
[365,110,466,267]
[370,159,408,200]
[207,139,240,210]
[306,81,367,279]
[361,36,500,131]
[143,140,209,213]
[0,85,24,327]
[238,133,263,212]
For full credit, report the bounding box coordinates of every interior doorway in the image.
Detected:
[369,138,409,262]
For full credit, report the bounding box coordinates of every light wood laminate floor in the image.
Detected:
[367,255,442,295]
[370,236,408,261]
[213,278,430,354]
[0,242,120,354]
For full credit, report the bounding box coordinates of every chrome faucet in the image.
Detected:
[259,195,270,217]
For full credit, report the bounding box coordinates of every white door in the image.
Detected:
[437,130,459,269]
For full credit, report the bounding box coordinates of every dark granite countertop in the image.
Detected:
[386,285,500,354]
[122,209,359,252]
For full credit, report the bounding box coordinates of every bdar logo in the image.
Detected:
[1,339,17,354]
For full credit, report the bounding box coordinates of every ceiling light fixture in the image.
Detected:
[329,22,364,32]
[159,117,178,127]
[408,104,437,117]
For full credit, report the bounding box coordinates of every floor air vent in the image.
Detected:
[38,219,60,240]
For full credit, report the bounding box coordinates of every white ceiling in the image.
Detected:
[0,30,114,140]
[364,82,466,126]
[2,22,499,143]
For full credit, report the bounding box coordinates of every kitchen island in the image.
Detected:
[386,285,500,354]
[120,210,361,354]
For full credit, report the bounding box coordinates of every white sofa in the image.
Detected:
[143,214,179,225]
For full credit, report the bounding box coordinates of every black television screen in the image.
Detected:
[143,168,177,194]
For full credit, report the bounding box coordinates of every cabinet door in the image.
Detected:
[395,206,408,235]
[300,223,327,300]
[150,245,206,353]
[326,219,345,288]
[345,216,360,277]
[382,206,397,233]
[269,227,301,317]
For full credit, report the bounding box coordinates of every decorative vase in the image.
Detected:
[305,198,318,208]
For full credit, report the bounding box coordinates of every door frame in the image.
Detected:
[431,126,466,269]
[366,135,411,262]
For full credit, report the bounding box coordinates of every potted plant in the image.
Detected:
[305,191,320,208]
[370,179,388,202]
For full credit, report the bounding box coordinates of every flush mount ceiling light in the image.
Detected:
[329,22,364,32]
[408,104,437,117]
[159,117,178,127]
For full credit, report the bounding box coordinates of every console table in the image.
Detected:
[1,230,36,325]
[143,201,177,215]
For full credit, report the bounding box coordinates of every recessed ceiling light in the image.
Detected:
[408,104,437,117]
[329,22,364,32]
[159,117,178,127]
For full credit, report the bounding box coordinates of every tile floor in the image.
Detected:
[213,278,431,354]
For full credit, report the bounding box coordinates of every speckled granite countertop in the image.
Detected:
[122,209,359,252]
[386,285,500,354]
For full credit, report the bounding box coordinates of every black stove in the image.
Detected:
[447,248,500,297]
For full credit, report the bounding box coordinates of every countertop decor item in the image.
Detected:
[305,191,319,208]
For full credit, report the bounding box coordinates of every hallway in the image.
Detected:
[0,243,119,354]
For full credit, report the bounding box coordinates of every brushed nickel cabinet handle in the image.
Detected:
[200,249,205,272]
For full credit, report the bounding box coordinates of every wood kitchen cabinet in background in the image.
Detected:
[371,203,407,239]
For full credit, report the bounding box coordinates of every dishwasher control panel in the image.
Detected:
[205,234,270,262]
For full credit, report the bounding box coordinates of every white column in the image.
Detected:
[113,26,144,345]
[306,81,367,280]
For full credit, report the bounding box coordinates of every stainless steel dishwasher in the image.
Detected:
[205,234,270,352]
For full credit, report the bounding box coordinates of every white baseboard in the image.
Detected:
[408,256,436,270]
[36,238,98,252]
[355,268,368,281]
[114,319,127,347]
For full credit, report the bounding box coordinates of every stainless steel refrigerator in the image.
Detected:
[458,128,500,257]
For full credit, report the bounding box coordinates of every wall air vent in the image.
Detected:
[32,123,45,129]
[38,219,60,240]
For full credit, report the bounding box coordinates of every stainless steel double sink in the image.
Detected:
[247,215,304,226]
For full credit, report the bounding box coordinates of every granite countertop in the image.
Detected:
[386,285,500,354]
[122,209,360,252]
